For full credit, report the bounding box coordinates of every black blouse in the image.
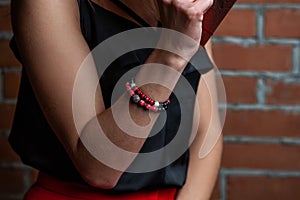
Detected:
[9,0,214,193]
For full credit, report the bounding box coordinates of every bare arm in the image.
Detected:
[11,0,212,189]
[175,40,223,200]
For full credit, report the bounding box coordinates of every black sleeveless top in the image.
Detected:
[9,0,214,192]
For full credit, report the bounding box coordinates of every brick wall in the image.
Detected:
[0,0,38,199]
[0,0,299,199]
[210,0,300,199]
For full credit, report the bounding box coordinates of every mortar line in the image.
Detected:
[219,103,300,112]
[256,77,267,105]
[2,67,22,73]
[0,0,10,6]
[224,136,300,145]
[0,31,13,40]
[23,168,32,194]
[256,6,265,44]
[221,168,300,177]
[0,162,32,169]
[213,37,300,45]
[0,130,10,136]
[292,44,300,74]
[234,4,300,10]
[218,70,296,78]
[0,68,3,101]
[220,171,227,200]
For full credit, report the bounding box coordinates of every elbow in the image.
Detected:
[80,170,120,189]
[74,131,122,189]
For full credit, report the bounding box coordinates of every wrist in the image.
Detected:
[150,49,189,72]
[134,48,189,102]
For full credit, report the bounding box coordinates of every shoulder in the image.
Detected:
[11,0,80,31]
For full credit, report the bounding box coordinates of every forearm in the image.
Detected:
[176,63,223,199]
[74,49,188,188]
[176,136,223,200]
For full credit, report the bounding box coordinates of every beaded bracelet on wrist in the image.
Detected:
[125,79,170,112]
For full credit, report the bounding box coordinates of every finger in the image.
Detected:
[193,0,214,14]
[172,0,194,8]
[199,14,204,22]
[196,0,214,12]
[181,0,212,21]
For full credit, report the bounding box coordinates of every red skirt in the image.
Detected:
[24,173,177,200]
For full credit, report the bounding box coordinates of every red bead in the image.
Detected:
[137,90,142,95]
[150,100,154,105]
[133,86,138,91]
[125,82,131,89]
[151,106,158,112]
[139,100,145,107]
[141,94,146,99]
[145,104,151,110]
[145,97,150,102]
[129,90,135,96]
[166,99,171,104]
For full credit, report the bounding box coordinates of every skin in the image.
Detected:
[11,0,222,199]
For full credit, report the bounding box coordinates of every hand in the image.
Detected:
[156,0,213,63]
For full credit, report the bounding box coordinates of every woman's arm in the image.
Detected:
[175,40,223,200]
[11,0,173,188]
[11,0,213,189]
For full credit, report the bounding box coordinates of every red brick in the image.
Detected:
[0,168,24,194]
[0,136,20,162]
[3,72,21,99]
[215,9,256,37]
[222,76,257,104]
[238,0,300,3]
[0,104,16,130]
[0,6,11,31]
[223,110,300,137]
[0,40,21,67]
[213,43,292,72]
[265,9,300,38]
[222,143,300,170]
[227,176,300,200]
[266,79,300,105]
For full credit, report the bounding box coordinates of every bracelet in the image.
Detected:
[125,79,170,112]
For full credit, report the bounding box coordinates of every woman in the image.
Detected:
[9,0,223,199]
